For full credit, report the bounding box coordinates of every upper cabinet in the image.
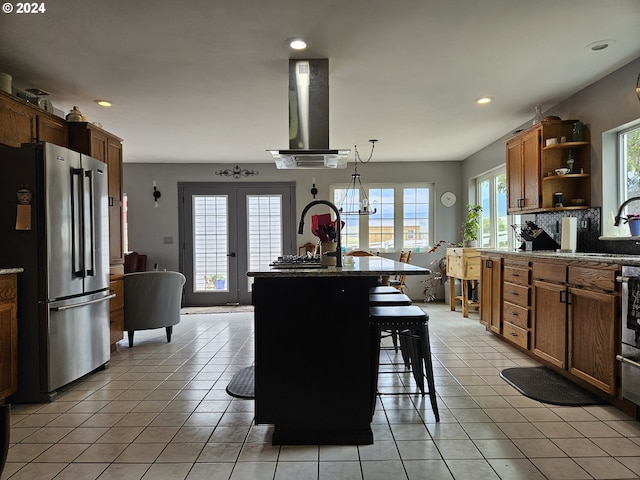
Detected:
[0,91,68,148]
[68,123,124,267]
[506,120,590,214]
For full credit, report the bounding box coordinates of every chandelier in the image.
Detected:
[337,139,378,215]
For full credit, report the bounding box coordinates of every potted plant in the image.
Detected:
[625,213,640,236]
[461,204,482,247]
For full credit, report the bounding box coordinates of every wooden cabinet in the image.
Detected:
[502,259,531,349]
[506,120,590,213]
[0,275,18,399]
[36,114,68,147]
[567,264,620,395]
[532,260,568,369]
[0,91,68,148]
[109,276,124,350]
[480,254,502,334]
[0,91,36,147]
[69,122,124,267]
[507,128,540,212]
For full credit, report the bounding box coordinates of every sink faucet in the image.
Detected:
[614,197,640,226]
[298,200,342,267]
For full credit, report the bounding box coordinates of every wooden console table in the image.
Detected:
[446,248,481,317]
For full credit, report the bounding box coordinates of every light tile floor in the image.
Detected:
[3,302,640,480]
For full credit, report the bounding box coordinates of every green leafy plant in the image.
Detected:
[461,204,482,243]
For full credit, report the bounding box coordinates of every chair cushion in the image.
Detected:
[369,293,411,306]
[370,286,401,294]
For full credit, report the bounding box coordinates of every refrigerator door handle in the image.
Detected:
[84,169,96,277]
[51,293,115,311]
[71,168,84,277]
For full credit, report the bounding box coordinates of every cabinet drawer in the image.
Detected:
[503,322,529,349]
[503,266,530,286]
[568,265,619,292]
[503,282,530,308]
[503,303,529,329]
[532,261,566,283]
[109,278,124,312]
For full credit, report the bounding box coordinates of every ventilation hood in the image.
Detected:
[268,59,349,169]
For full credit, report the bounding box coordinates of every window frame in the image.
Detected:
[475,166,511,249]
[618,123,640,209]
[330,182,435,252]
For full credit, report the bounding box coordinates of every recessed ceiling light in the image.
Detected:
[95,99,112,107]
[287,38,309,50]
[585,39,615,51]
[475,97,493,105]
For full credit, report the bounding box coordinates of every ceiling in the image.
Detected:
[1,0,639,164]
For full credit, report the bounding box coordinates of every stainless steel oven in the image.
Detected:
[617,266,640,405]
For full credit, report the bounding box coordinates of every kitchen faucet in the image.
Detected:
[614,197,640,226]
[298,199,342,267]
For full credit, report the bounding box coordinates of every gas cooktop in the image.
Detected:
[269,255,326,268]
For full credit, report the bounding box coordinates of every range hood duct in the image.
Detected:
[268,59,349,169]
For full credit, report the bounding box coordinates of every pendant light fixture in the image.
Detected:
[337,139,378,215]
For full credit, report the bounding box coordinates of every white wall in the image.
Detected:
[124,160,463,301]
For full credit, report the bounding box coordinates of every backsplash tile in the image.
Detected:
[535,207,601,252]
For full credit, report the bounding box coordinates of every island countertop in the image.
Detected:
[247,256,430,277]
[0,268,24,275]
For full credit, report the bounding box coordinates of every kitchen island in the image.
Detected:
[247,256,430,445]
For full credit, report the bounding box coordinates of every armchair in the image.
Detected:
[124,271,186,347]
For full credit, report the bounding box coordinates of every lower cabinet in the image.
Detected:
[109,276,124,350]
[480,254,621,397]
[0,274,18,399]
[567,264,619,395]
[480,255,502,334]
[531,262,568,369]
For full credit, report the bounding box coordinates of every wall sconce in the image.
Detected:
[310,177,318,199]
[153,181,161,207]
[636,73,640,101]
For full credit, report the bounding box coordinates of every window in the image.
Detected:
[332,183,434,252]
[476,168,509,249]
[619,124,640,212]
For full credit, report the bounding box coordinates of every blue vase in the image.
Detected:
[629,220,640,236]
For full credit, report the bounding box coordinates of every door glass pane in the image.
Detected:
[193,195,228,292]
[247,195,282,289]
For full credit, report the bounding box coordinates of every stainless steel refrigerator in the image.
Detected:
[0,142,111,403]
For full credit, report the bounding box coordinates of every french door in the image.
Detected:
[179,182,295,305]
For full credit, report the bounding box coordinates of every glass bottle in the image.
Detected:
[572,121,584,142]
[566,151,574,173]
[533,106,543,125]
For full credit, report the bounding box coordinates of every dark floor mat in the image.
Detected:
[226,366,255,399]
[500,367,605,406]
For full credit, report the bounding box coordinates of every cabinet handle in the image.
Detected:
[510,311,518,316]
[510,332,518,337]
[510,291,519,296]
[559,290,571,304]
[485,259,492,268]
[511,273,520,277]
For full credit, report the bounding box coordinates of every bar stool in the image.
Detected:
[370,285,402,295]
[369,305,439,422]
[369,293,411,356]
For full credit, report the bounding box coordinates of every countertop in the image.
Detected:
[478,249,640,266]
[0,268,24,275]
[247,256,431,277]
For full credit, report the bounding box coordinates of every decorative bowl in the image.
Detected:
[555,168,570,175]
